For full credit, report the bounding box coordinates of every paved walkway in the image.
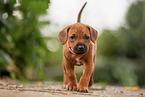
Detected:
[0,80,144,97]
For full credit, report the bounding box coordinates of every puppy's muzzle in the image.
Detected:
[73,43,87,54]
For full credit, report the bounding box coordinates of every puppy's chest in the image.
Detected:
[75,58,83,66]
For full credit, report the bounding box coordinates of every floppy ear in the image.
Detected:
[87,26,98,43]
[58,26,71,45]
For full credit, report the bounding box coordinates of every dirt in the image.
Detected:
[0,79,144,97]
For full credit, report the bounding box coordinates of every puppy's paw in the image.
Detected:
[77,85,88,93]
[67,84,77,91]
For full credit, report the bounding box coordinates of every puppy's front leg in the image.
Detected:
[78,61,94,92]
[62,65,68,89]
[63,57,77,91]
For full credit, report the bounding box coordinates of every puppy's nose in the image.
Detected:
[78,45,85,50]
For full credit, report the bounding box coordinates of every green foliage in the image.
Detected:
[95,1,145,86]
[0,50,12,71]
[0,0,50,80]
[127,2,144,29]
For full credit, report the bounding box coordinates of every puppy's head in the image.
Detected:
[59,23,98,54]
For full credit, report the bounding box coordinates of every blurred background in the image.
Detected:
[0,0,145,87]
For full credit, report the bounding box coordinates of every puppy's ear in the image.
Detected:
[87,26,98,43]
[58,26,71,45]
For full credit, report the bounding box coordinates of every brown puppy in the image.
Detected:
[58,2,98,92]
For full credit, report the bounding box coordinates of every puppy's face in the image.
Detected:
[59,23,98,54]
[68,24,90,54]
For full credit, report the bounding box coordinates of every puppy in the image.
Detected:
[58,2,98,92]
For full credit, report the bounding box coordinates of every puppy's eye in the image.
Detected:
[70,36,75,40]
[84,36,89,40]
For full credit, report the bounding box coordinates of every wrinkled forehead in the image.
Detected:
[68,23,90,36]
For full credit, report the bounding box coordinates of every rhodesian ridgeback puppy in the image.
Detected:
[58,2,98,92]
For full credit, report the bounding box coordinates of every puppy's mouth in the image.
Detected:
[73,43,87,54]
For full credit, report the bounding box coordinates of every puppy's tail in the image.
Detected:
[77,2,87,23]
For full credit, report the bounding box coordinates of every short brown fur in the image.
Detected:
[58,2,98,92]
